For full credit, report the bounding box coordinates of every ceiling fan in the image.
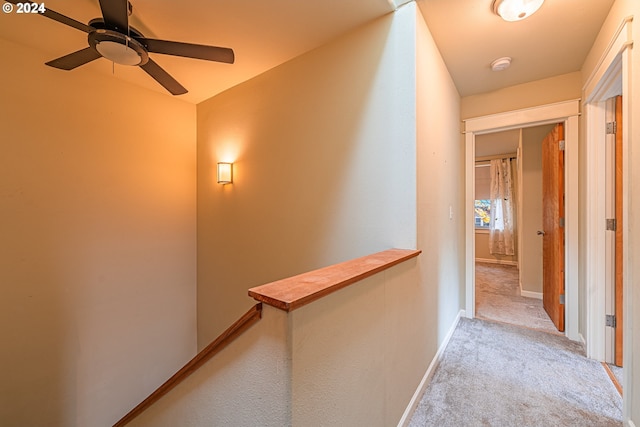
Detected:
[6,0,235,95]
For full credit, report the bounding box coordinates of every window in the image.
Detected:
[475,163,491,229]
[474,199,491,228]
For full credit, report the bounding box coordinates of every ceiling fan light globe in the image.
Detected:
[493,0,544,22]
[95,40,142,65]
[88,29,149,66]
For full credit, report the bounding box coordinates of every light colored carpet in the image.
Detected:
[408,318,623,426]
[475,262,559,335]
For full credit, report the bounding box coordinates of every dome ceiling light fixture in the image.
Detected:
[492,0,545,22]
[491,57,512,71]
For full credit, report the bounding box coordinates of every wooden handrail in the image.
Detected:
[248,248,421,312]
[113,303,263,427]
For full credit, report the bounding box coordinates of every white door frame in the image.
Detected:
[603,97,617,364]
[582,17,632,421]
[464,100,580,342]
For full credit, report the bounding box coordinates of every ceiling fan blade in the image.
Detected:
[138,38,235,64]
[98,0,129,31]
[140,59,187,95]
[45,47,102,70]
[4,0,94,33]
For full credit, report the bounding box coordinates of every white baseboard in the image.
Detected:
[475,258,518,266]
[397,309,465,427]
[578,333,586,346]
[520,290,542,300]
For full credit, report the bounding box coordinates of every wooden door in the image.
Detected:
[614,95,623,366]
[542,123,565,332]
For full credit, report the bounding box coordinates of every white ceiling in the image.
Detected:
[417,0,615,96]
[0,0,615,103]
[476,129,520,157]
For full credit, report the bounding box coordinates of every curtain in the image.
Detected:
[489,158,515,255]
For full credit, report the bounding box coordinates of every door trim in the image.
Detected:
[463,99,580,342]
[582,17,632,420]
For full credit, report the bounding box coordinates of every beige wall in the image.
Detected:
[189,6,466,422]
[520,125,554,294]
[461,72,582,120]
[416,4,465,346]
[197,9,417,347]
[580,0,639,423]
[474,232,517,265]
[0,39,197,426]
[290,258,423,426]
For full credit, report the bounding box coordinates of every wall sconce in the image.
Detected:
[217,162,233,184]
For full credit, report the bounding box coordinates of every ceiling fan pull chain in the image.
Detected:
[127,1,131,38]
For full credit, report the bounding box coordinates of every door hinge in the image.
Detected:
[606,314,617,328]
[559,294,565,305]
[559,140,566,151]
[559,217,565,228]
[606,218,617,231]
[606,121,617,134]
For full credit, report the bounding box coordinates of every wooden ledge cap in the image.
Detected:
[248,248,421,312]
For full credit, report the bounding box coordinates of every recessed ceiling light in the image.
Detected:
[491,57,512,71]
[492,0,544,22]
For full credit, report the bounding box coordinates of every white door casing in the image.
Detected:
[464,99,580,342]
[582,16,632,421]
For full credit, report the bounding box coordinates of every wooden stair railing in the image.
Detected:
[113,303,263,427]
[248,248,421,312]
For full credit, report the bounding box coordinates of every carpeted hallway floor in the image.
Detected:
[408,318,623,426]
[475,262,559,334]
[407,262,623,426]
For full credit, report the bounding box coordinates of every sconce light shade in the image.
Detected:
[493,0,544,22]
[217,162,233,184]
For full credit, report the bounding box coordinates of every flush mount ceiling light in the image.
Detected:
[491,57,512,71]
[492,0,544,22]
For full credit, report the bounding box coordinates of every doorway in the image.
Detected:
[473,125,562,334]
[464,100,580,342]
